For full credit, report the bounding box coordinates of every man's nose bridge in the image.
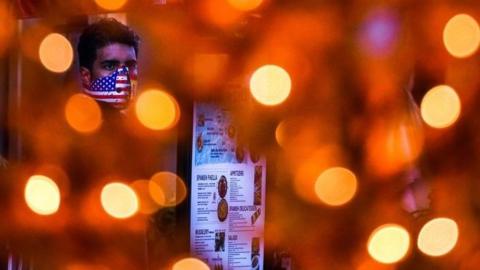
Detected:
[118,65,129,73]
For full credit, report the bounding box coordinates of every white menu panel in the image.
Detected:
[190,102,265,270]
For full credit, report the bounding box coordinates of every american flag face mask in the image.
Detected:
[83,66,137,107]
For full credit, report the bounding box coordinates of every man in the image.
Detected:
[33,18,153,269]
[77,18,139,110]
[67,18,144,192]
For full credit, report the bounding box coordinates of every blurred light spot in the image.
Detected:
[65,94,102,133]
[293,145,345,204]
[275,120,288,148]
[131,180,161,214]
[274,117,342,164]
[368,224,410,264]
[314,167,357,206]
[39,33,73,73]
[172,258,209,270]
[101,182,138,219]
[135,89,180,130]
[250,65,291,106]
[420,85,461,129]
[227,0,262,11]
[275,117,331,152]
[94,0,127,10]
[149,172,187,207]
[366,117,424,177]
[359,8,399,57]
[199,0,243,27]
[443,14,480,58]
[25,175,61,215]
[417,217,459,257]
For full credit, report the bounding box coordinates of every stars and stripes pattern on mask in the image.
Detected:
[83,67,135,107]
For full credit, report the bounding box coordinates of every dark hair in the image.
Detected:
[77,18,140,71]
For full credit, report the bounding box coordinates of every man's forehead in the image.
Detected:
[96,43,136,61]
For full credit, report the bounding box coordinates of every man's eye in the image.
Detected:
[103,63,116,70]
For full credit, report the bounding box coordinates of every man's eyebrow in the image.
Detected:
[125,59,137,65]
[100,60,120,65]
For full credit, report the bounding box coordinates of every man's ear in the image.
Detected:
[80,67,91,88]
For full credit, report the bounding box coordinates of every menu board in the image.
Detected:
[190,102,266,270]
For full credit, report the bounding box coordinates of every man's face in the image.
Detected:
[90,43,137,80]
[80,42,137,109]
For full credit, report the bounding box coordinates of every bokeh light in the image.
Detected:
[135,89,180,130]
[417,217,459,257]
[149,172,187,207]
[314,167,358,206]
[227,0,263,11]
[443,14,480,58]
[420,85,461,129]
[365,116,424,178]
[359,8,399,57]
[292,144,345,204]
[249,65,292,106]
[367,224,410,264]
[38,33,74,73]
[101,182,139,219]
[130,180,161,214]
[274,117,339,153]
[94,0,128,11]
[172,258,210,270]
[65,94,103,133]
[275,120,289,148]
[198,0,243,27]
[24,175,61,215]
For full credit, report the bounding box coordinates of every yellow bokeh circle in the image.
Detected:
[367,224,410,264]
[249,65,292,106]
[94,0,128,11]
[135,89,180,131]
[314,167,358,206]
[420,85,461,129]
[149,172,187,207]
[39,33,74,73]
[172,258,210,270]
[443,14,480,58]
[101,182,139,219]
[24,175,61,215]
[65,94,102,134]
[417,217,459,257]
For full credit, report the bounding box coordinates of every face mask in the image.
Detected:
[83,66,137,108]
